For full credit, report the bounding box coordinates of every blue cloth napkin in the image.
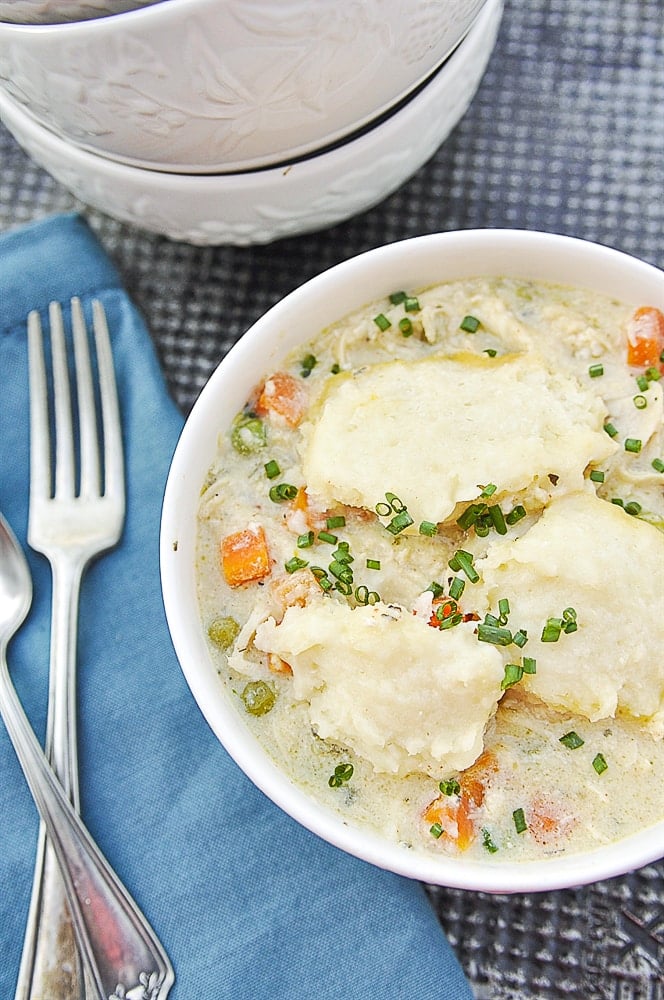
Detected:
[0,213,474,1000]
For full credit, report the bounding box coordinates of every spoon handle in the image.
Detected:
[0,651,174,1000]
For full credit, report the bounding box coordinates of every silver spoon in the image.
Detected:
[0,511,174,1000]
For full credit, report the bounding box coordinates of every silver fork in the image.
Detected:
[16,298,173,1000]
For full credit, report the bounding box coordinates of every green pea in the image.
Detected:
[241,681,276,717]
[230,412,266,454]
[207,616,240,650]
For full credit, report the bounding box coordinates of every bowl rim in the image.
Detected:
[160,228,664,893]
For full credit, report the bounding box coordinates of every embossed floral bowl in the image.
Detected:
[0,0,502,245]
[0,0,488,173]
[0,0,159,25]
[160,229,664,893]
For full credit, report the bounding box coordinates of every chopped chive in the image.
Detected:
[482,828,499,853]
[541,618,563,642]
[505,504,526,525]
[456,503,484,531]
[399,317,414,337]
[479,483,497,498]
[611,497,625,507]
[317,530,338,545]
[326,515,346,530]
[311,567,333,592]
[636,374,649,391]
[460,314,481,333]
[604,422,619,438]
[355,585,380,605]
[439,613,463,630]
[624,438,642,453]
[512,629,528,648]
[633,394,648,409]
[449,576,465,601]
[624,500,642,516]
[645,366,661,381]
[484,349,498,357]
[474,515,491,538]
[429,822,443,839]
[335,579,353,596]
[389,290,407,305]
[589,469,605,483]
[522,656,537,674]
[373,313,391,331]
[385,492,406,512]
[449,549,480,583]
[386,510,414,535]
[498,597,510,620]
[285,556,308,573]
[588,363,604,378]
[264,459,281,479]
[375,501,392,517]
[329,561,353,584]
[501,663,524,690]
[419,520,438,537]
[592,753,608,775]
[330,363,341,374]
[427,581,445,598]
[439,778,461,796]
[513,808,528,834]
[489,504,507,535]
[297,530,315,548]
[404,295,421,313]
[269,483,298,503]
[366,558,381,570]
[559,731,584,750]
[477,623,513,646]
[652,458,664,473]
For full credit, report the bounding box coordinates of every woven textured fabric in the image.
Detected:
[1,0,663,996]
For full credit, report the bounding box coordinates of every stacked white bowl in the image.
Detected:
[0,0,502,244]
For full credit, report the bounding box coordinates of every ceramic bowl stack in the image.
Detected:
[0,0,502,244]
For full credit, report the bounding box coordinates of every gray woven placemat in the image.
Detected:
[1,0,663,996]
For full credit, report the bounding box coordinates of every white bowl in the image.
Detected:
[161,229,664,893]
[0,0,488,173]
[0,0,160,25]
[0,0,502,245]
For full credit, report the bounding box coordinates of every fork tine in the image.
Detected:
[49,302,75,500]
[70,298,100,499]
[27,311,51,504]
[91,299,124,501]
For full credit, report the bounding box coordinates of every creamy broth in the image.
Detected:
[196,278,664,862]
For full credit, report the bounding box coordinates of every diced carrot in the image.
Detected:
[423,750,498,851]
[267,652,293,676]
[528,795,576,846]
[424,792,476,851]
[256,371,308,427]
[626,306,664,370]
[460,749,498,807]
[220,524,271,587]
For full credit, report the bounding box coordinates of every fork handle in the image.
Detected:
[1,646,174,1000]
[15,560,90,1000]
